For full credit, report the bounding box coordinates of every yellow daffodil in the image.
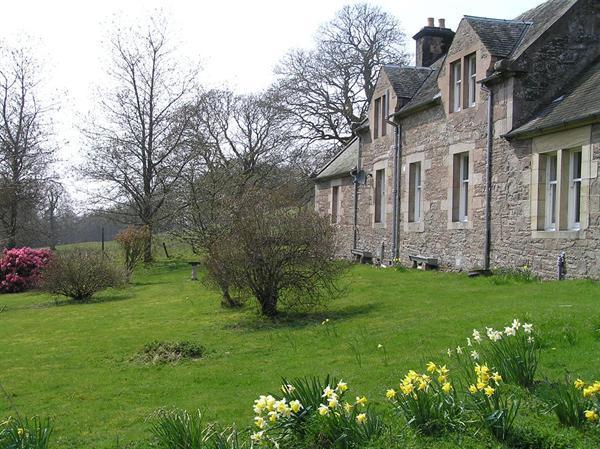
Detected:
[250,431,264,442]
[426,362,437,373]
[322,385,335,398]
[336,381,348,392]
[318,404,329,416]
[356,413,367,425]
[386,389,397,399]
[438,375,447,384]
[254,417,266,429]
[400,383,414,395]
[328,397,338,408]
[355,396,368,406]
[584,409,599,422]
[574,379,585,390]
[583,387,595,398]
[442,382,452,394]
[290,400,302,413]
[484,386,495,397]
[268,411,278,422]
[477,381,486,391]
[469,385,478,394]
[492,372,502,383]
[438,365,449,376]
[17,428,25,437]
[343,402,353,413]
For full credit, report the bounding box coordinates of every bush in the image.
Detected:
[39,250,123,301]
[115,226,151,281]
[134,340,205,364]
[0,247,52,293]
[207,188,347,317]
[0,416,53,449]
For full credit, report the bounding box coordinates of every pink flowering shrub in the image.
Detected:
[0,247,52,293]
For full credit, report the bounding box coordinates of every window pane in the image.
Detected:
[468,54,476,106]
[381,94,387,137]
[331,186,339,224]
[375,169,384,223]
[374,98,380,139]
[451,61,461,112]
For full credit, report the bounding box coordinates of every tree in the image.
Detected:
[0,47,54,248]
[83,20,198,262]
[275,3,408,155]
[203,187,345,317]
[41,180,66,250]
[176,89,310,307]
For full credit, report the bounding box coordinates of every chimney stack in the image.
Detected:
[413,18,455,67]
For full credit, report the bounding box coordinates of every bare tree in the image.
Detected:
[275,3,408,153]
[83,20,197,262]
[41,179,66,250]
[0,47,54,248]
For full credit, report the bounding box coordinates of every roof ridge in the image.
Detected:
[383,64,432,71]
[464,15,532,24]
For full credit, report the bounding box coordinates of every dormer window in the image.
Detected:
[450,60,462,112]
[467,53,477,107]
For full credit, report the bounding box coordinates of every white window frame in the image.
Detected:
[451,60,462,112]
[568,150,582,230]
[459,153,469,222]
[545,153,558,231]
[467,53,477,107]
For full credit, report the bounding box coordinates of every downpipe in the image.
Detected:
[481,83,494,272]
[386,120,402,261]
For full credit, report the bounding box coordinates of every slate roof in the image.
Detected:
[511,0,578,59]
[394,58,444,117]
[464,16,530,59]
[508,58,600,137]
[383,65,432,99]
[314,138,359,180]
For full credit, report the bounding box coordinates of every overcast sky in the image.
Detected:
[3,0,543,202]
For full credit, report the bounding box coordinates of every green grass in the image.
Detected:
[1,258,599,448]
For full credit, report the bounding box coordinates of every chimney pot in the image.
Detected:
[427,17,435,27]
[438,18,446,28]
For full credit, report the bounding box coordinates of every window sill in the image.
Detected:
[531,230,584,239]
[404,222,425,233]
[447,220,472,230]
[373,222,386,229]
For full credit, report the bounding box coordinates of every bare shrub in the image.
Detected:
[115,225,150,281]
[40,250,124,301]
[207,188,347,317]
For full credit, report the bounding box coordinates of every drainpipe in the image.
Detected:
[386,119,402,260]
[353,137,362,250]
[481,83,494,272]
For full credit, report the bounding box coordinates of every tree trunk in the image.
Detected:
[259,291,278,318]
[144,224,153,263]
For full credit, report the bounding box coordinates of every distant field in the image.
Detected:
[1,252,599,448]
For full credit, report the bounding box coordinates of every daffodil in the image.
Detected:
[268,411,278,422]
[584,409,599,422]
[442,382,452,393]
[512,319,521,330]
[472,329,482,343]
[504,326,516,336]
[386,388,397,399]
[356,413,367,425]
[523,323,533,334]
[469,385,478,394]
[254,416,266,429]
[355,395,368,406]
[426,361,437,373]
[250,431,264,442]
[574,379,585,390]
[336,381,348,392]
[290,400,302,413]
[322,385,335,398]
[492,372,502,383]
[456,345,463,354]
[484,386,495,397]
[470,350,480,360]
[343,402,353,413]
[318,404,329,416]
[328,396,339,408]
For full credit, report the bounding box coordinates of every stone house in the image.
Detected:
[313,0,600,279]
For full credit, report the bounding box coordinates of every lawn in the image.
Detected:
[1,257,599,448]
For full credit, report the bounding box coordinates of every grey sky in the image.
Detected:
[3,0,543,201]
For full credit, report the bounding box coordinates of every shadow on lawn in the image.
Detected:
[224,302,379,331]
[36,292,136,308]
